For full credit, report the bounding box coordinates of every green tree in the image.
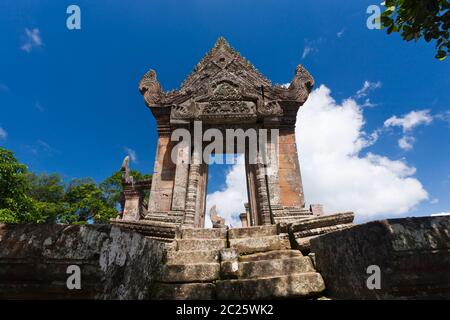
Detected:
[1,146,151,225]
[27,173,65,203]
[99,170,151,212]
[0,147,38,223]
[62,178,117,224]
[381,0,450,60]
[26,173,70,223]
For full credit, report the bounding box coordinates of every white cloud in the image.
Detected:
[205,155,247,228]
[431,212,450,216]
[301,39,322,59]
[430,198,439,204]
[302,47,313,59]
[205,84,429,225]
[0,127,7,140]
[20,28,43,52]
[384,109,433,150]
[355,81,382,99]
[124,147,138,163]
[384,110,433,132]
[337,28,345,38]
[25,139,58,156]
[297,85,428,219]
[398,136,415,150]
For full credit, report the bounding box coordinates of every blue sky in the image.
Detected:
[0,0,449,223]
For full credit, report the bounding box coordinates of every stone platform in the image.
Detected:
[1,215,447,300]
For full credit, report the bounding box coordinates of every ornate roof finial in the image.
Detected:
[288,64,315,102]
[215,36,230,49]
[139,69,163,106]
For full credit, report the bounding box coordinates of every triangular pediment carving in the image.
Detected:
[139,37,315,124]
[180,37,271,97]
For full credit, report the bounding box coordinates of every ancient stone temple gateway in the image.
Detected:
[107,38,356,299]
[1,38,447,301]
[114,37,344,231]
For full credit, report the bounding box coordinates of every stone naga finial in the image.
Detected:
[209,205,226,228]
[121,155,134,185]
[139,69,163,106]
[288,64,314,103]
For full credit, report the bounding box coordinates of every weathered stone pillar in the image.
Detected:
[171,141,190,212]
[254,150,272,225]
[147,132,175,213]
[194,164,208,228]
[278,127,305,208]
[262,126,284,219]
[239,213,248,228]
[245,152,260,226]
[122,188,142,221]
[239,203,250,227]
[183,149,202,227]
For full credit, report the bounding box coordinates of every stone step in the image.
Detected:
[161,263,220,283]
[144,214,182,224]
[227,257,315,279]
[229,234,291,254]
[216,273,325,299]
[166,250,220,264]
[154,283,215,300]
[179,228,227,240]
[177,239,227,251]
[228,225,278,239]
[238,249,302,262]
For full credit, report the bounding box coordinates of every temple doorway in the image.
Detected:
[205,154,248,229]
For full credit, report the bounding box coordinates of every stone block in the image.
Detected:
[310,216,450,299]
[228,225,278,239]
[234,256,315,279]
[229,235,291,254]
[238,249,302,262]
[154,283,216,300]
[0,224,165,299]
[176,239,227,251]
[216,273,325,299]
[161,263,220,283]
[165,250,220,264]
[180,227,227,239]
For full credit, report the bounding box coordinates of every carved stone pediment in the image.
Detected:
[139,37,315,123]
[171,79,258,122]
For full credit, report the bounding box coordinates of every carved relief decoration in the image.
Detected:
[139,37,315,121]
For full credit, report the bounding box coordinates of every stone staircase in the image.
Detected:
[154,225,325,299]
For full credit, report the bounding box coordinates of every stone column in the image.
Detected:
[171,141,190,212]
[245,155,259,226]
[278,127,305,208]
[254,150,272,225]
[122,184,147,221]
[147,132,175,214]
[183,149,202,227]
[194,164,208,228]
[239,213,248,228]
[262,127,284,218]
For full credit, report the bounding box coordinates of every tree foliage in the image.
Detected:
[381,0,450,60]
[0,146,151,224]
[0,148,37,222]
